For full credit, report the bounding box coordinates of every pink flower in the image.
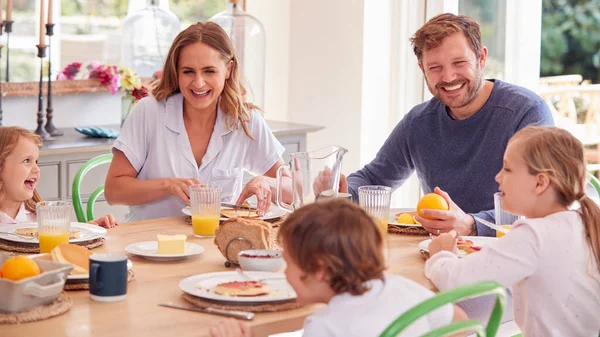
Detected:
[57,62,82,80]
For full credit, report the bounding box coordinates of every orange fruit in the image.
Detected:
[417,193,449,220]
[0,256,42,281]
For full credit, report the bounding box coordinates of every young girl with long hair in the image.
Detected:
[427,126,600,336]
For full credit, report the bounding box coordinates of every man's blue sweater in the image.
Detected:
[348,80,554,236]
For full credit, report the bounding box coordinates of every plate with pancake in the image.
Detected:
[179,271,296,303]
[181,204,286,221]
[419,236,498,258]
[0,222,107,244]
[388,209,422,228]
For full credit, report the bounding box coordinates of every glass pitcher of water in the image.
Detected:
[276,146,348,213]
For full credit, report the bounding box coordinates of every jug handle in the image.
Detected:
[276,165,294,213]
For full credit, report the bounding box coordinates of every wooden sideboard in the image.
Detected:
[38,121,324,222]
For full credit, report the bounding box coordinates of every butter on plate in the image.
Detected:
[157,234,186,255]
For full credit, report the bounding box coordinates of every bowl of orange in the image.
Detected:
[417,193,449,220]
[0,254,73,313]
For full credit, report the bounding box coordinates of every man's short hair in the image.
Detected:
[278,198,386,295]
[410,13,482,63]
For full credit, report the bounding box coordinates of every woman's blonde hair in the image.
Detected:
[0,127,43,213]
[152,21,259,138]
[510,126,600,273]
[278,198,385,296]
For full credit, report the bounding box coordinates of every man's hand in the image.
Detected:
[415,187,474,236]
[312,168,348,197]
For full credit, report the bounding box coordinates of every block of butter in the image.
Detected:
[157,234,187,255]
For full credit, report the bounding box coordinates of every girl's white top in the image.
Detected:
[426,211,600,337]
[113,94,284,222]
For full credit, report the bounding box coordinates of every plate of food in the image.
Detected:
[389,210,422,227]
[125,237,204,262]
[182,204,286,221]
[418,236,498,258]
[0,222,107,244]
[179,271,296,303]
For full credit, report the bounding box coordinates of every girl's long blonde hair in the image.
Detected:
[152,21,259,139]
[510,126,600,273]
[0,127,43,213]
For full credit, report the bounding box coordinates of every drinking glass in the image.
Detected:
[190,184,222,238]
[37,201,72,253]
[358,186,392,238]
[494,192,524,237]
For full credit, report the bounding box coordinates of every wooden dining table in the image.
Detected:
[0,216,432,337]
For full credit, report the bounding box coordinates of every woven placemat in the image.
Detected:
[182,293,300,313]
[0,291,72,324]
[0,238,105,254]
[388,225,429,236]
[63,268,136,291]
[185,216,284,226]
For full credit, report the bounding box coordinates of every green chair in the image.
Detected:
[72,153,113,223]
[587,172,600,200]
[379,281,507,337]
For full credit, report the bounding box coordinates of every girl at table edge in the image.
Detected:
[427,126,600,336]
[0,127,117,228]
[209,198,467,337]
[105,22,292,221]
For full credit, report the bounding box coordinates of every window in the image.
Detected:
[6,0,226,83]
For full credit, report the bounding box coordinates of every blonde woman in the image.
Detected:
[105,22,292,221]
[427,126,600,336]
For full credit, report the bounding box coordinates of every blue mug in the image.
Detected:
[89,253,128,302]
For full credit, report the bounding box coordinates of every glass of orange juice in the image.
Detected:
[190,184,222,238]
[37,201,72,253]
[358,186,392,261]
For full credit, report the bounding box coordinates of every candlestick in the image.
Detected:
[44,23,61,136]
[39,0,45,46]
[35,44,53,141]
[6,0,12,22]
[4,21,13,82]
[47,0,53,24]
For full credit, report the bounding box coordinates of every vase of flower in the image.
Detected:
[121,95,135,127]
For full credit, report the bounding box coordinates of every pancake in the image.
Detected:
[50,243,93,275]
[15,227,80,239]
[220,209,260,219]
[213,281,272,297]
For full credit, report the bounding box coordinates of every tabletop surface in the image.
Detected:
[0,215,431,337]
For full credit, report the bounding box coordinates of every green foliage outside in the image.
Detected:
[541,0,600,83]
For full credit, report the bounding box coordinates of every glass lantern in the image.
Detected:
[210,0,266,108]
[121,0,181,78]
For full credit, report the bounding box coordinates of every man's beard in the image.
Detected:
[427,69,484,109]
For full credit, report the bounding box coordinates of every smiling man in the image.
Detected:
[345,13,554,237]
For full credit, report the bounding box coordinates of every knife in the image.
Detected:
[159,302,255,320]
[221,202,257,211]
[473,216,509,234]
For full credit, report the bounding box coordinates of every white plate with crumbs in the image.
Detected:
[179,271,295,303]
[0,222,107,244]
[125,241,204,261]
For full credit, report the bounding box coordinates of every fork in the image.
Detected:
[0,232,36,240]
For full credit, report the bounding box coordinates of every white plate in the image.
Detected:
[419,236,498,257]
[179,271,296,304]
[125,241,204,261]
[0,222,107,244]
[388,209,422,227]
[182,204,286,221]
[67,259,133,280]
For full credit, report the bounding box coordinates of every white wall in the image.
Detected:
[2,93,121,129]
[287,0,365,174]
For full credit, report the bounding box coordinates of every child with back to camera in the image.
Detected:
[210,198,466,337]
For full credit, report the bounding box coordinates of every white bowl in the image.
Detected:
[237,249,284,272]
